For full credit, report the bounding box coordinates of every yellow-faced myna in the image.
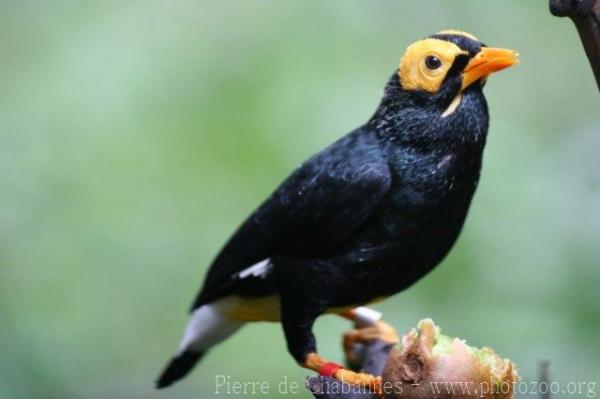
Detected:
[156,30,518,389]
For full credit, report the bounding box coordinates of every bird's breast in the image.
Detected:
[377,148,483,244]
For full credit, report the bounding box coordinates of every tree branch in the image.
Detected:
[550,0,600,90]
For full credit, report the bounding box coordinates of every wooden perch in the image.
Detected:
[550,0,600,90]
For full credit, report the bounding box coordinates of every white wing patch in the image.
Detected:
[237,258,272,279]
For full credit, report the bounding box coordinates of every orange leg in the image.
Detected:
[303,352,329,372]
[298,307,398,394]
[302,352,382,392]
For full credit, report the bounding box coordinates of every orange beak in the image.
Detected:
[461,47,519,90]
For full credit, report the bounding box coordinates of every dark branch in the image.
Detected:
[550,0,600,90]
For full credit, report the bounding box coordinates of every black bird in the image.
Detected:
[157,30,518,389]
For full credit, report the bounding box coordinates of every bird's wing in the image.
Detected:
[192,130,391,308]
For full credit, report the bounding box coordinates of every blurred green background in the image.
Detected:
[1,1,599,398]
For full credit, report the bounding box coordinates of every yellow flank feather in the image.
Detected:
[223,295,282,322]
[222,295,388,322]
[437,29,479,41]
[398,38,467,93]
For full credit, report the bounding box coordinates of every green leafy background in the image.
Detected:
[1,1,599,398]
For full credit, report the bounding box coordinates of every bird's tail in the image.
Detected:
[156,350,205,388]
[156,300,244,389]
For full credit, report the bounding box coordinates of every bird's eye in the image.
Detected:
[425,55,442,70]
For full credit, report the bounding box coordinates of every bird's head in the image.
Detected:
[371,30,518,146]
[397,30,519,108]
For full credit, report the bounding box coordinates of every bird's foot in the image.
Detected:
[304,353,383,397]
[342,320,398,366]
[343,319,399,348]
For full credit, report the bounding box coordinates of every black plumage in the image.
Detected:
[157,31,517,388]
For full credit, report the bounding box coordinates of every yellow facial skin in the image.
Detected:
[398,30,519,95]
[398,38,468,93]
